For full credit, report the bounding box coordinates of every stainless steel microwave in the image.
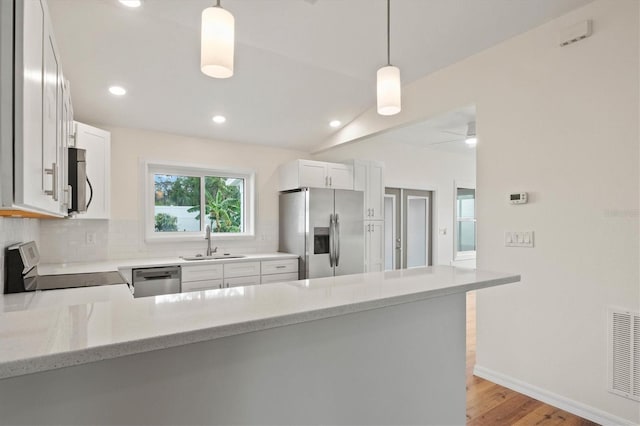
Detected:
[68,147,91,214]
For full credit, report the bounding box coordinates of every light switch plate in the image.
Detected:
[505,231,534,248]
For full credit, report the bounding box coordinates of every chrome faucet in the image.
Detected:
[205,224,217,256]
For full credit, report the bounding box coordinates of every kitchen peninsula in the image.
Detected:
[0,266,519,425]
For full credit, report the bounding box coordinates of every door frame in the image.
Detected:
[385,186,437,269]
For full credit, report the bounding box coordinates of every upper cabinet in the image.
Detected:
[72,122,111,219]
[353,160,385,221]
[279,159,354,191]
[0,0,72,217]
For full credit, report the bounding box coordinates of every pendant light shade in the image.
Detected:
[201,3,235,79]
[377,65,401,116]
[377,0,401,116]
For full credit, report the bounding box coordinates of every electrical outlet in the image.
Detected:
[85,232,97,245]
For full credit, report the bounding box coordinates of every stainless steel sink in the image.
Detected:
[181,254,246,261]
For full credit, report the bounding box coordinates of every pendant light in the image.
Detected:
[201,0,235,79]
[377,0,401,116]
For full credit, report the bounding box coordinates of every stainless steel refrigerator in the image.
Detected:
[279,188,364,279]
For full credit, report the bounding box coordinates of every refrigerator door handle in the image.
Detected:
[335,214,340,267]
[329,213,335,267]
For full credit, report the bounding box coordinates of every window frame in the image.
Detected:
[454,182,476,261]
[142,160,255,242]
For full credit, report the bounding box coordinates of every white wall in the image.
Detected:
[314,0,640,423]
[39,127,305,263]
[313,140,475,266]
[0,218,39,290]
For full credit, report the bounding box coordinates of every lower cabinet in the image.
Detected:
[182,279,224,292]
[181,259,299,293]
[182,264,224,291]
[365,221,384,273]
[261,272,299,284]
[225,275,260,288]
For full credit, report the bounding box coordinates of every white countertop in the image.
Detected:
[38,252,299,275]
[0,266,519,379]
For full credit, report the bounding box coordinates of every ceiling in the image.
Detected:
[47,0,593,151]
[361,105,477,157]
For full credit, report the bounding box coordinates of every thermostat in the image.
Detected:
[510,192,528,204]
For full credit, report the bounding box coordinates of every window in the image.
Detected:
[144,161,254,241]
[455,186,476,259]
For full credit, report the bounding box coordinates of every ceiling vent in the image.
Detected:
[608,308,640,401]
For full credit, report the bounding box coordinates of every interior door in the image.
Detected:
[384,189,401,270]
[385,188,433,269]
[403,190,432,268]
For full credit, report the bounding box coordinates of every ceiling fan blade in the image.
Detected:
[440,129,465,136]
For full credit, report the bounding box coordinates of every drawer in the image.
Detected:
[182,279,224,293]
[260,272,299,285]
[225,275,260,288]
[182,264,223,282]
[261,259,298,275]
[224,261,261,278]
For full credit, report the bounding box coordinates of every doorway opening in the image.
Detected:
[384,187,433,270]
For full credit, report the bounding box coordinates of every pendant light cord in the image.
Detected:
[386,0,391,66]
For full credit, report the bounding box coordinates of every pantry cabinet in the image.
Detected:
[353,160,385,221]
[365,221,384,273]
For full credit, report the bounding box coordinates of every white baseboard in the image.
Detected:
[473,365,638,426]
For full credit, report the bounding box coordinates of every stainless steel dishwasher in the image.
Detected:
[132,266,181,298]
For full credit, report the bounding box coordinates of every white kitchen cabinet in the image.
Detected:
[261,259,299,284]
[225,275,261,288]
[182,264,223,282]
[182,264,224,292]
[0,0,70,217]
[223,261,261,279]
[353,160,385,221]
[58,78,72,213]
[261,259,298,276]
[279,159,354,191]
[72,122,111,219]
[182,279,224,292]
[365,221,384,273]
[261,272,299,285]
[181,258,299,293]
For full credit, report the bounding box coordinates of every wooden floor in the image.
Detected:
[465,292,599,426]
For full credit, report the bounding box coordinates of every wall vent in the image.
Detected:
[608,308,640,401]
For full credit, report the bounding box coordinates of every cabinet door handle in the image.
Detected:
[329,176,332,187]
[44,163,58,201]
[276,265,286,269]
[371,208,374,217]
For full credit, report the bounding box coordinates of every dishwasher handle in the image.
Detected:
[140,273,172,280]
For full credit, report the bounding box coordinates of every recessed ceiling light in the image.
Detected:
[212,115,226,124]
[329,120,341,128]
[119,0,142,7]
[108,86,126,96]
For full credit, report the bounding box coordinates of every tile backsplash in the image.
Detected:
[0,218,40,290]
[38,218,279,264]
